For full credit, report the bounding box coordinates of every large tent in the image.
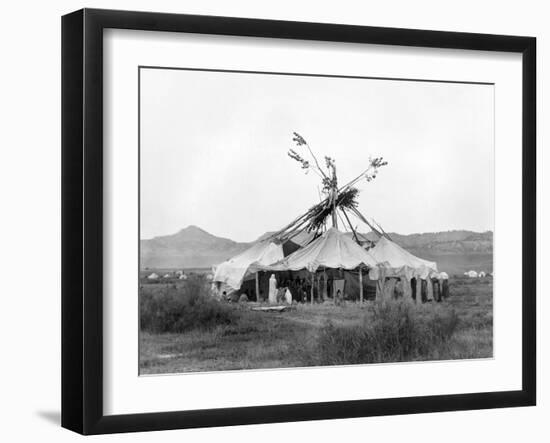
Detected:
[368,236,437,280]
[212,225,441,303]
[255,228,377,273]
[212,240,284,291]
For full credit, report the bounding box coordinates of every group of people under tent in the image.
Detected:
[216,269,450,305]
[378,275,450,303]
[268,274,348,303]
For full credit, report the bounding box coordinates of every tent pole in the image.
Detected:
[255,272,260,302]
[311,272,314,304]
[349,206,383,238]
[316,274,321,302]
[323,268,327,300]
[359,267,364,304]
[331,166,338,229]
[342,209,360,244]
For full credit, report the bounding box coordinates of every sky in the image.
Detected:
[140,67,494,242]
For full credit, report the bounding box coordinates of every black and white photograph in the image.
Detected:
[0,0,544,439]
[139,67,494,375]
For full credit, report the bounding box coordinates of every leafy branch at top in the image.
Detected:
[288,132,329,181]
[288,131,388,194]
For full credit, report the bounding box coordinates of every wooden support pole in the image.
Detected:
[311,273,314,304]
[342,209,360,244]
[323,268,327,299]
[349,206,383,238]
[331,167,338,229]
[402,276,412,302]
[316,274,321,302]
[331,197,338,228]
[416,278,422,304]
[255,272,260,302]
[359,267,364,304]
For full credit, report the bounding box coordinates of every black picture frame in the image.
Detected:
[61,8,536,435]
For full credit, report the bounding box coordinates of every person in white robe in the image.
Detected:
[268,274,278,304]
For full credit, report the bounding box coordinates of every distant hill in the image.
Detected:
[384,230,493,254]
[140,225,250,269]
[385,230,493,275]
[360,230,493,275]
[141,226,493,274]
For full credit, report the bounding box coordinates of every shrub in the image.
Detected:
[140,275,237,333]
[315,300,459,365]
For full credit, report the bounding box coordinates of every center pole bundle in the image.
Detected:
[264,132,389,247]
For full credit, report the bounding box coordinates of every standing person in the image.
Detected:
[421,279,428,302]
[284,287,292,304]
[277,286,286,303]
[442,278,449,298]
[394,278,404,299]
[432,278,441,302]
[305,279,312,303]
[293,276,302,302]
[335,289,342,306]
[268,274,278,304]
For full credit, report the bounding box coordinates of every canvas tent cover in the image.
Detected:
[213,241,284,290]
[254,228,377,273]
[368,236,437,279]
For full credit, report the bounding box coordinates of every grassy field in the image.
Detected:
[139,276,492,375]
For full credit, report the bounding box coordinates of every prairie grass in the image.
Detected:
[139,276,492,374]
[314,300,459,365]
[139,275,237,333]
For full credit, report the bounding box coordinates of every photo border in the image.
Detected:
[62,8,536,434]
[137,65,496,376]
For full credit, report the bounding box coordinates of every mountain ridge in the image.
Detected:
[141,225,493,270]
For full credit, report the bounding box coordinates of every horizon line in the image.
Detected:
[140,224,494,243]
